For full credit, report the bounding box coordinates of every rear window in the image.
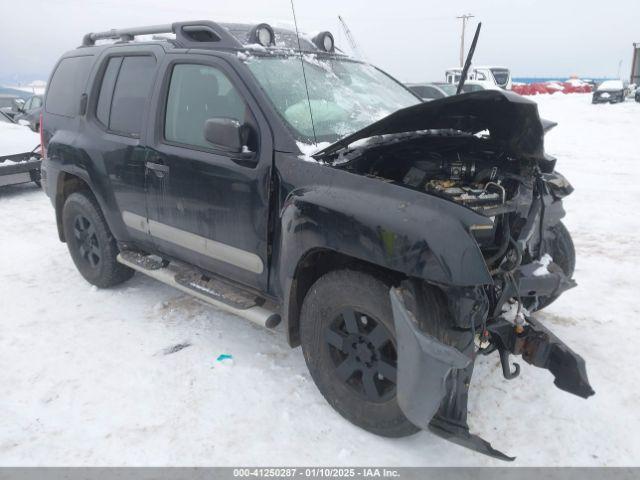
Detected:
[490,68,510,86]
[45,56,93,117]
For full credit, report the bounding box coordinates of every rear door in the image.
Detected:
[84,46,162,249]
[143,54,274,291]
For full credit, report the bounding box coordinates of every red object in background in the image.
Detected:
[511,82,592,96]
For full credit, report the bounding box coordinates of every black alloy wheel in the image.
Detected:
[324,307,398,402]
[73,214,101,268]
[62,191,134,288]
[299,269,419,438]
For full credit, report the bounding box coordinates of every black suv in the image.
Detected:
[41,20,593,459]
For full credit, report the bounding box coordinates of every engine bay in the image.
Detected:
[340,134,533,214]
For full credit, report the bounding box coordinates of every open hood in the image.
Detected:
[314,90,546,160]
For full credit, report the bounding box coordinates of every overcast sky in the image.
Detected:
[1,0,638,84]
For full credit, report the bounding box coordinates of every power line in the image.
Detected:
[457,14,475,67]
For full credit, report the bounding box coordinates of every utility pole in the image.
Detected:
[457,14,474,67]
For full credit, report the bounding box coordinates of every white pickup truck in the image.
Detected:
[445,65,512,90]
[0,111,41,187]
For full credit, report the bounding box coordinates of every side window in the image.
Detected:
[106,56,156,137]
[95,57,123,127]
[31,97,42,108]
[164,64,247,150]
[23,98,32,110]
[45,56,93,117]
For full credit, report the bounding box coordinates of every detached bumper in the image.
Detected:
[487,316,595,399]
[390,288,470,424]
[390,287,514,461]
[390,284,594,461]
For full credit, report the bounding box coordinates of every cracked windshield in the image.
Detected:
[246,55,420,143]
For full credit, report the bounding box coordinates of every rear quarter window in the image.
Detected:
[108,56,157,136]
[45,56,93,117]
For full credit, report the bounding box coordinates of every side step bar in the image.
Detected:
[117,252,281,329]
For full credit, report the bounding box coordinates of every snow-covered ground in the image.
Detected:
[0,121,40,157]
[1,93,639,466]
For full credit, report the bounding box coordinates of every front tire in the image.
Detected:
[62,192,134,288]
[529,221,576,311]
[300,269,419,438]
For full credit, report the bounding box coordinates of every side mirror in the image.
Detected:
[204,118,243,153]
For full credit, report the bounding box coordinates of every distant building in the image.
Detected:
[632,43,640,84]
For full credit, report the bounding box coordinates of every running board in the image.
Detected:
[117,251,281,329]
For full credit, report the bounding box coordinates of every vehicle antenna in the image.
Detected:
[290,0,318,146]
[456,22,482,95]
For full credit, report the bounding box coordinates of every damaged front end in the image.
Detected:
[391,282,593,461]
[316,90,595,459]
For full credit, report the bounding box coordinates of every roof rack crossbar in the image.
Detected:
[83,24,173,46]
[82,21,243,49]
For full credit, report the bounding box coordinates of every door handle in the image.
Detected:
[145,161,170,176]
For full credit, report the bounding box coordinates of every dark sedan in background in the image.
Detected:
[407,81,487,101]
[592,80,628,104]
[13,94,43,132]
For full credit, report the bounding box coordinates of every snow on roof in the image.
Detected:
[597,80,624,91]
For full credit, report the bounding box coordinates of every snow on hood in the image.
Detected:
[0,121,40,157]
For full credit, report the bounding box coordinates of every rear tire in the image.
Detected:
[62,192,134,288]
[300,269,420,438]
[29,169,41,188]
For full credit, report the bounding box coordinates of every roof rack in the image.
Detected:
[82,20,243,49]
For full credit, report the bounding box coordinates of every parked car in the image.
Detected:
[635,88,640,103]
[0,94,22,119]
[406,83,449,101]
[430,82,458,96]
[0,110,42,187]
[41,20,592,460]
[407,81,487,101]
[14,94,43,131]
[592,79,628,103]
[459,80,487,93]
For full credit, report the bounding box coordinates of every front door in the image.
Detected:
[143,56,273,291]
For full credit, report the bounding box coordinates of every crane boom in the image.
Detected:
[338,15,366,61]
